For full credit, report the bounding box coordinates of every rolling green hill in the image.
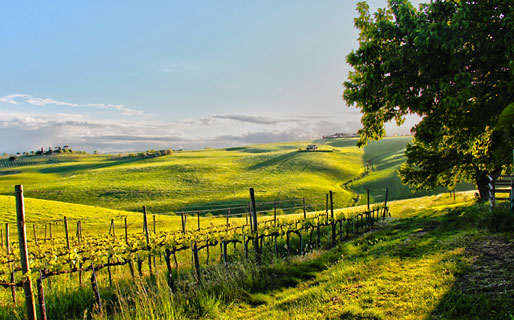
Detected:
[0,137,474,214]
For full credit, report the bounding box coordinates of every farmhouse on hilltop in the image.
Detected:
[306,145,318,151]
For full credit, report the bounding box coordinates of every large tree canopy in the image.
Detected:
[344,0,514,199]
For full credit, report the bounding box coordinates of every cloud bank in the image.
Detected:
[0,112,368,154]
[0,94,143,116]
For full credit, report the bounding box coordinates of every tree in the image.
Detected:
[343,0,514,199]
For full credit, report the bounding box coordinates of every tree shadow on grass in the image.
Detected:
[247,151,301,171]
[428,235,514,320]
[38,157,149,175]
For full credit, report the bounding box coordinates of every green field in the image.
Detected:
[0,137,474,215]
[1,137,512,320]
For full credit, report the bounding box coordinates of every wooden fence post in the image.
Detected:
[274,201,277,226]
[64,216,70,250]
[303,198,306,219]
[15,185,37,320]
[325,194,329,219]
[76,221,81,244]
[249,188,260,264]
[317,216,321,248]
[367,189,370,210]
[124,217,128,244]
[164,249,175,290]
[143,206,152,275]
[181,213,186,234]
[91,264,102,314]
[197,212,200,231]
[330,191,335,246]
[33,224,38,247]
[110,219,116,237]
[383,187,389,219]
[222,239,228,265]
[36,270,47,320]
[286,229,291,257]
[192,242,202,284]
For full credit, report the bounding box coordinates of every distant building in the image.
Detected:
[323,132,359,139]
[306,145,318,151]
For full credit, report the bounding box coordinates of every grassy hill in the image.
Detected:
[0,137,474,214]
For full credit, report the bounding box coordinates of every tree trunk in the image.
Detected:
[476,176,490,201]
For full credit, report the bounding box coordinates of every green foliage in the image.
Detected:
[344,0,514,198]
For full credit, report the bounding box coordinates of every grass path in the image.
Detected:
[218,194,514,320]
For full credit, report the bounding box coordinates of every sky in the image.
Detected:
[0,1,424,154]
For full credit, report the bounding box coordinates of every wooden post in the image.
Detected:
[274,201,277,226]
[330,191,335,246]
[44,224,47,243]
[76,221,81,244]
[127,260,135,279]
[303,198,306,219]
[49,223,52,241]
[384,187,389,207]
[286,229,291,257]
[274,235,278,258]
[164,249,175,290]
[110,219,115,237]
[367,189,370,210]
[107,256,113,287]
[299,232,303,255]
[192,242,201,284]
[339,219,343,241]
[124,217,128,244]
[317,216,321,248]
[64,216,70,250]
[15,185,37,320]
[91,264,102,313]
[36,270,47,320]
[197,212,200,231]
[153,215,156,234]
[143,206,152,275]
[244,235,248,259]
[33,224,38,246]
[222,239,228,265]
[206,242,210,265]
[181,213,186,234]
[325,194,329,218]
[249,188,260,264]
[226,208,230,227]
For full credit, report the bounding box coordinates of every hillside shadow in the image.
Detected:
[38,157,148,175]
[322,139,359,148]
[226,145,299,153]
[429,236,514,319]
[247,151,300,170]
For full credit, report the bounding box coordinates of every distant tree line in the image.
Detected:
[3,146,174,161]
[126,148,173,158]
[3,146,87,161]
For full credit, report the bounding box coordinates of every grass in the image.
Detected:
[216,194,514,320]
[0,137,474,215]
[6,191,511,320]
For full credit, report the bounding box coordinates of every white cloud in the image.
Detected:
[211,114,302,125]
[0,93,143,116]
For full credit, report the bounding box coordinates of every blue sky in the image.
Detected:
[0,1,423,154]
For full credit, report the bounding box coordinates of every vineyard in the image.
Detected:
[0,184,390,319]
